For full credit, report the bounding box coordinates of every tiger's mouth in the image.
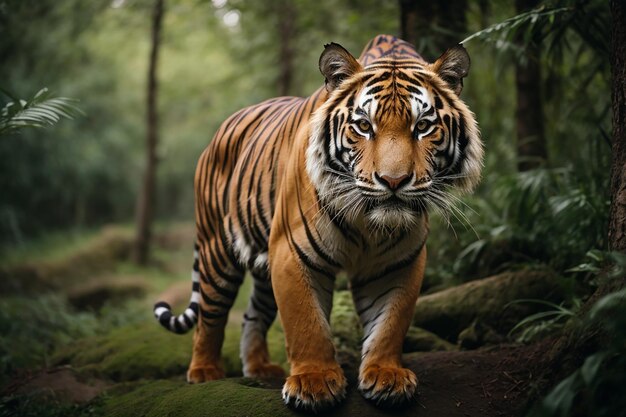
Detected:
[364,194,425,214]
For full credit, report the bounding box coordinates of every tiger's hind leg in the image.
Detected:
[187,239,245,383]
[240,266,285,378]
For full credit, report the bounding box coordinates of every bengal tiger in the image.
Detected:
[154,34,483,412]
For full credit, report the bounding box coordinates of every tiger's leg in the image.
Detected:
[270,241,346,412]
[187,238,245,383]
[351,248,426,407]
[240,270,285,378]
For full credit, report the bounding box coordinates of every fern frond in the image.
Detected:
[0,88,83,136]
[462,6,571,45]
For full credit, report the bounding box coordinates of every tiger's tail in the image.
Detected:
[153,244,201,334]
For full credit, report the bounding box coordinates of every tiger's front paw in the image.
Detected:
[282,368,347,412]
[187,364,225,383]
[359,365,418,407]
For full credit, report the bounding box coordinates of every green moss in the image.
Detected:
[53,322,192,381]
[102,379,289,417]
[330,291,362,365]
[53,317,288,381]
[0,393,103,417]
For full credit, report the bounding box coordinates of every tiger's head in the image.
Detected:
[306,42,483,232]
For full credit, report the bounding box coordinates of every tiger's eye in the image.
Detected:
[358,120,372,133]
[416,120,429,131]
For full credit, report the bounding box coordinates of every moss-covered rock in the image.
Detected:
[0,226,133,294]
[403,326,457,353]
[102,379,288,417]
[413,270,565,342]
[67,276,148,311]
[52,323,192,381]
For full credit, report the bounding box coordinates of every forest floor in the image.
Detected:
[0,223,553,417]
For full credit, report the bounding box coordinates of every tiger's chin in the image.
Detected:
[364,203,423,233]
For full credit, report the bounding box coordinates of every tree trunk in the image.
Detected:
[276,0,295,96]
[133,0,164,265]
[609,0,626,253]
[515,0,547,171]
[399,0,467,60]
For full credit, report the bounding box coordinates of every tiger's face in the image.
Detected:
[307,43,483,232]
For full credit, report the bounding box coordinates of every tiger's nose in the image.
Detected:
[374,173,413,191]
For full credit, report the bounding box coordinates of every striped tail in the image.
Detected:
[153,245,201,334]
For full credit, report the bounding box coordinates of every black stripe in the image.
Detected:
[200,306,229,320]
[201,288,232,309]
[182,313,193,328]
[352,237,426,290]
[295,181,341,268]
[154,301,171,310]
[190,302,199,314]
[356,286,402,317]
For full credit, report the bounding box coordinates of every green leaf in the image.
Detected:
[580,352,607,385]
[0,88,82,136]
[541,371,581,415]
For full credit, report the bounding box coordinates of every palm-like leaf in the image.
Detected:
[462,0,609,61]
[0,88,83,136]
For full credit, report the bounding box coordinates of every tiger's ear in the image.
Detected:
[431,44,470,96]
[319,42,363,92]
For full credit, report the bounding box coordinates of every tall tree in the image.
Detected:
[133,0,164,265]
[399,0,468,59]
[275,0,296,96]
[514,0,547,171]
[609,0,626,253]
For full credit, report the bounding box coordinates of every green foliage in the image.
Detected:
[0,88,82,136]
[526,287,626,417]
[427,165,610,287]
[507,299,580,343]
[462,0,609,61]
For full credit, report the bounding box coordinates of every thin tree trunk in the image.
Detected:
[609,0,626,253]
[276,0,295,96]
[515,0,547,171]
[133,0,164,265]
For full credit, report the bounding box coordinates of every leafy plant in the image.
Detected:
[0,88,82,136]
[507,299,580,343]
[446,167,610,281]
[526,251,626,417]
[526,288,626,417]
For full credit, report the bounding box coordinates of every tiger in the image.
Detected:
[154,34,483,412]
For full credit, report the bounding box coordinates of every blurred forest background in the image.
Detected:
[1,0,625,416]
